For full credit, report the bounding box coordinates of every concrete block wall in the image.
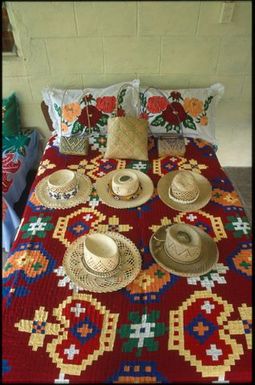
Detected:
[3,1,251,166]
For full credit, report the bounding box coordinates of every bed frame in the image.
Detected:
[41,101,54,132]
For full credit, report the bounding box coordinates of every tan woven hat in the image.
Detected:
[63,231,142,293]
[35,169,92,209]
[157,170,212,211]
[149,223,218,277]
[95,169,154,209]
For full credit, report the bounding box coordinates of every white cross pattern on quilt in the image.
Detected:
[130,314,155,348]
[70,303,86,317]
[201,300,215,314]
[64,344,79,360]
[206,344,223,361]
[28,218,47,235]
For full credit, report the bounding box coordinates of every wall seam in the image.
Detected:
[136,1,139,37]
[73,2,79,36]
[44,38,53,77]
[195,1,202,36]
[215,36,224,75]
[102,36,105,75]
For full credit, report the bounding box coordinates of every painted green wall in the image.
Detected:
[3,1,251,166]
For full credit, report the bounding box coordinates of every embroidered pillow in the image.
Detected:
[42,80,140,142]
[2,93,21,137]
[139,83,224,145]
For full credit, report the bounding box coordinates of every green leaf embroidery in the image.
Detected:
[151,115,165,127]
[139,92,147,109]
[54,103,62,117]
[71,120,84,135]
[204,96,213,111]
[183,116,197,130]
[118,89,127,105]
[165,124,181,133]
[165,123,174,132]
[97,114,109,126]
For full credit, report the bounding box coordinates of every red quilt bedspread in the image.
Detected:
[3,136,252,383]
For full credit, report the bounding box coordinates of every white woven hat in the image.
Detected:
[35,169,92,209]
[63,232,142,293]
[157,170,212,211]
[95,169,154,209]
[149,223,219,277]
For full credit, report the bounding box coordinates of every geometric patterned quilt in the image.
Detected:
[2,135,252,383]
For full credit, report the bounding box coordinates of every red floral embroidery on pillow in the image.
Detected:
[139,112,149,120]
[96,96,116,113]
[78,105,102,127]
[162,102,187,125]
[117,107,126,117]
[147,96,168,113]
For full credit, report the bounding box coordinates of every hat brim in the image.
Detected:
[157,171,212,211]
[63,231,142,293]
[149,224,218,277]
[95,170,154,209]
[35,173,92,209]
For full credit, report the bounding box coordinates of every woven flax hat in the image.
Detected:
[63,231,142,293]
[157,170,212,211]
[35,169,92,209]
[149,223,218,277]
[95,169,154,209]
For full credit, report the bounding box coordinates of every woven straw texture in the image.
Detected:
[149,224,219,277]
[157,170,212,212]
[35,173,92,209]
[104,116,148,160]
[95,169,154,209]
[158,136,186,157]
[47,170,77,194]
[59,136,89,156]
[171,172,199,202]
[63,232,142,292]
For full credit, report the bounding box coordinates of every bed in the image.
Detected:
[2,98,252,384]
[2,129,40,253]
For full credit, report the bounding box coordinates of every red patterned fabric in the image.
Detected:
[2,136,252,383]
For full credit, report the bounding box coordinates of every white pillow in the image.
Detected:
[140,83,224,145]
[42,79,140,141]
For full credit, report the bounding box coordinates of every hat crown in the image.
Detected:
[165,224,201,264]
[112,170,139,197]
[169,171,199,203]
[83,233,119,273]
[48,169,77,194]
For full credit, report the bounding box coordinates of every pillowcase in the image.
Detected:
[104,116,149,161]
[2,93,21,137]
[139,83,224,145]
[42,80,140,142]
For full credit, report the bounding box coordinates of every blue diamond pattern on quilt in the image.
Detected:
[70,316,100,345]
[185,313,218,344]
[67,222,90,236]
